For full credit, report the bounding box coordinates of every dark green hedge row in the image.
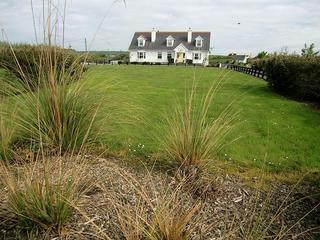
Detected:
[0,43,81,90]
[255,55,320,103]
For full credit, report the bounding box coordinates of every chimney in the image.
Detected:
[151,28,156,42]
[187,27,192,43]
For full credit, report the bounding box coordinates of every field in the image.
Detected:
[209,55,233,64]
[83,65,320,173]
[1,65,319,173]
[1,56,319,239]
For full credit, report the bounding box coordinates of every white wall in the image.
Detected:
[191,51,209,65]
[129,50,209,65]
[130,51,174,63]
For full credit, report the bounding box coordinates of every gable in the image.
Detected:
[174,43,189,52]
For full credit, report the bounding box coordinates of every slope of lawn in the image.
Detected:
[83,65,320,173]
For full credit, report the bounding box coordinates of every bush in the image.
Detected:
[258,55,320,102]
[168,57,174,64]
[0,43,81,91]
[186,59,193,65]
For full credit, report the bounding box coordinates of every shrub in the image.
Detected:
[257,55,320,102]
[0,43,82,91]
[186,59,193,65]
[0,158,91,230]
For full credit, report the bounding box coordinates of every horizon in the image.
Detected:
[1,0,319,55]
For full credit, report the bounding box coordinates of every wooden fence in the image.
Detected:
[228,65,267,80]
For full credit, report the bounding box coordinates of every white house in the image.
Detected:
[128,28,211,65]
[232,55,250,64]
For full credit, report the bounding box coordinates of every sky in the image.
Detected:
[0,0,319,55]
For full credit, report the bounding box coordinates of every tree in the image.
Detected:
[301,43,319,57]
[257,51,268,59]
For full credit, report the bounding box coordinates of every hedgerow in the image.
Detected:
[255,55,320,102]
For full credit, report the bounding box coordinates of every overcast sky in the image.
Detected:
[0,0,319,55]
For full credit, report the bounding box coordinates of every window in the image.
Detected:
[138,39,145,47]
[196,39,203,47]
[167,39,174,47]
[167,52,172,59]
[158,52,162,59]
[194,53,202,60]
[137,52,146,59]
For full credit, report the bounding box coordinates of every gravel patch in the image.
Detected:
[0,157,319,239]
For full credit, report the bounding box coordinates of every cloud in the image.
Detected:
[0,0,319,55]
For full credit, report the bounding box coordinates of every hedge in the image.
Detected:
[255,55,320,103]
[0,43,81,90]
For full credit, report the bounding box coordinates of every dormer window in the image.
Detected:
[166,35,175,47]
[195,36,203,48]
[167,39,174,47]
[137,36,146,47]
[138,39,144,46]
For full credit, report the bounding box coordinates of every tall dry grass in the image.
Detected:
[95,164,202,240]
[0,1,125,156]
[159,80,238,168]
[0,157,92,231]
[0,0,121,235]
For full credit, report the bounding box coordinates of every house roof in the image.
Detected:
[128,31,211,51]
[232,55,249,61]
[137,35,146,39]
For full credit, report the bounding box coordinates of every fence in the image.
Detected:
[228,65,267,80]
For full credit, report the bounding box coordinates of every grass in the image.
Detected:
[0,157,91,231]
[159,82,237,168]
[82,65,320,173]
[209,55,233,64]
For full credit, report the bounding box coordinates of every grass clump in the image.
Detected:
[13,79,105,154]
[159,82,237,168]
[0,157,91,231]
[118,191,200,240]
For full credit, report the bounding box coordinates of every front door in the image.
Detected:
[176,52,185,63]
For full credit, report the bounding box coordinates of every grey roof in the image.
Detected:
[128,31,211,51]
[232,55,249,61]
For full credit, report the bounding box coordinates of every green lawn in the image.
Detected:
[83,65,320,173]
